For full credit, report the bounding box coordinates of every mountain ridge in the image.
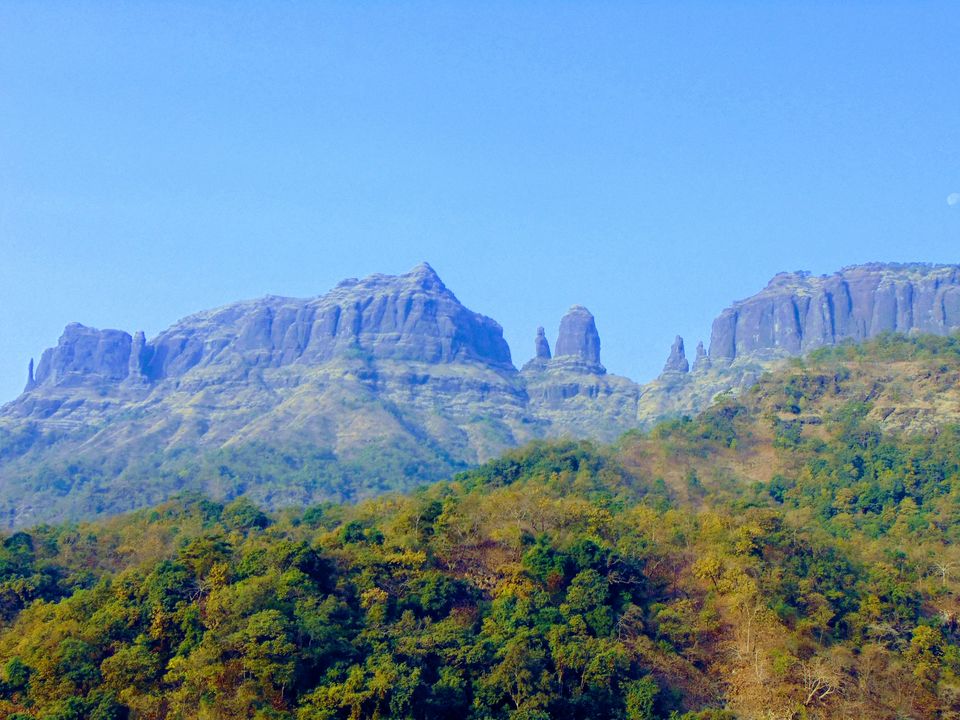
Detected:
[3,260,960,527]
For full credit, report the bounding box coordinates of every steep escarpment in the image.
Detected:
[639,263,960,426]
[25,263,513,393]
[709,263,960,362]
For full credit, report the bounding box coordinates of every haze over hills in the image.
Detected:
[2,261,960,527]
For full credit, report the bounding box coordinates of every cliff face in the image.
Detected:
[637,263,960,429]
[708,263,960,361]
[0,264,540,526]
[32,323,134,388]
[27,263,514,392]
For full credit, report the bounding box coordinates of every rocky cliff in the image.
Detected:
[708,263,960,362]
[26,263,513,392]
[0,265,646,527]
[639,263,960,427]
[1,264,542,526]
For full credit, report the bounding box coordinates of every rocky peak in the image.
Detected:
[662,336,689,374]
[555,306,603,368]
[25,264,516,393]
[407,261,445,291]
[24,358,36,392]
[32,323,133,389]
[709,263,960,362]
[692,341,710,372]
[534,327,552,360]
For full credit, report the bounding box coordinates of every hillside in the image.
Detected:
[625,332,960,504]
[2,333,960,718]
[4,263,960,528]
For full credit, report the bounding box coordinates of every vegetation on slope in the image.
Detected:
[2,334,960,718]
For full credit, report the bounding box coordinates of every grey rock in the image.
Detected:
[709,263,960,361]
[693,341,710,372]
[14,260,957,528]
[24,264,516,393]
[663,335,689,373]
[127,331,149,383]
[1,264,539,527]
[33,323,133,388]
[555,306,602,368]
[142,262,514,379]
[24,358,36,392]
[3,264,649,527]
[535,327,552,360]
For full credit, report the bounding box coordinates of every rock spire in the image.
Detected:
[662,336,689,373]
[24,358,36,392]
[693,341,710,371]
[534,327,551,360]
[555,306,602,367]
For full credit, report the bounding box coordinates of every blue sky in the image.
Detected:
[1,1,959,402]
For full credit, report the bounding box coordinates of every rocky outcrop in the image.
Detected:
[141,262,514,379]
[535,327,551,360]
[25,263,515,395]
[11,260,960,528]
[31,323,134,389]
[554,306,604,371]
[1,263,539,527]
[520,306,636,439]
[24,359,35,393]
[127,331,149,384]
[693,341,710,372]
[662,336,689,374]
[2,271,644,528]
[709,264,960,362]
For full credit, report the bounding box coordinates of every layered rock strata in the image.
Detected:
[709,263,960,361]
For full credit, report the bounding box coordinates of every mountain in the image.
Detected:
[0,264,638,526]
[3,261,960,528]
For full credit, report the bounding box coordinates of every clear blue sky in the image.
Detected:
[2,2,959,402]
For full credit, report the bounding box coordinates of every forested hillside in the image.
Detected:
[3,334,960,718]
